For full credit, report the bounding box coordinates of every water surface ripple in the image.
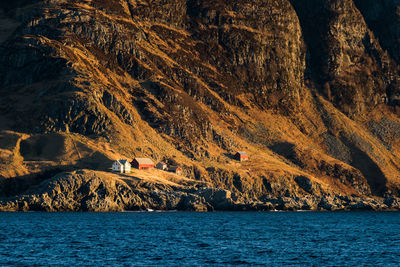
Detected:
[0,212,399,266]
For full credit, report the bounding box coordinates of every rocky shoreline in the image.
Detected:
[1,170,399,212]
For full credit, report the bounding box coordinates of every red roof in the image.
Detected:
[133,158,154,165]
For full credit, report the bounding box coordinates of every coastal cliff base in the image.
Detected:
[1,170,399,212]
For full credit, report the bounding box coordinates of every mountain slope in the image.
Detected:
[1,0,400,210]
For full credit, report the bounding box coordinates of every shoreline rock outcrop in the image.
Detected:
[1,170,399,212]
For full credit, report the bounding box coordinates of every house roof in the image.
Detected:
[115,159,130,165]
[134,158,155,165]
[236,151,248,156]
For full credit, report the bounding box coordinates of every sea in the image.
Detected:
[0,212,399,266]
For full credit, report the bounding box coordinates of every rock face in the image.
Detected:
[291,0,397,112]
[1,0,400,211]
[1,170,398,211]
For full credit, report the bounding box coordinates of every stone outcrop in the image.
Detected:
[0,170,399,211]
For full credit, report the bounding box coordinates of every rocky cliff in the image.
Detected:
[2,170,399,211]
[1,0,400,211]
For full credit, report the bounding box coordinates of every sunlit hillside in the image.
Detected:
[1,0,400,210]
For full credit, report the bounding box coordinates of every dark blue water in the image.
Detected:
[0,212,399,266]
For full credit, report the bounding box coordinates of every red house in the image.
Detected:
[131,158,155,170]
[234,152,249,162]
[168,166,182,175]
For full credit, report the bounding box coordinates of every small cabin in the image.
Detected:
[234,151,249,162]
[168,166,182,175]
[132,158,155,170]
[156,161,168,170]
[112,159,131,173]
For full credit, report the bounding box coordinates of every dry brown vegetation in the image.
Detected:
[0,0,400,206]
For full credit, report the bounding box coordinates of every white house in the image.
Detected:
[112,159,131,173]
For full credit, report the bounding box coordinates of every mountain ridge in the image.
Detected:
[1,0,400,211]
